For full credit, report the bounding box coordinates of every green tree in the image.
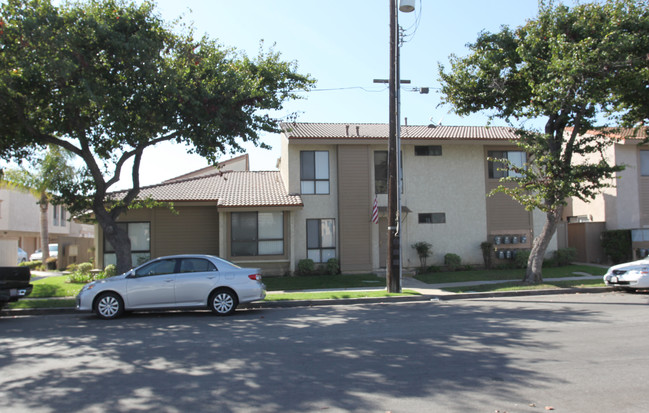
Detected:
[439,0,649,284]
[2,146,77,261]
[0,0,314,273]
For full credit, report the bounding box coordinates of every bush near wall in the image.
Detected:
[601,230,632,264]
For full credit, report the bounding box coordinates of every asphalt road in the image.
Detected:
[1,292,648,413]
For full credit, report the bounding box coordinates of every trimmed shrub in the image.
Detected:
[77,262,93,275]
[480,241,493,269]
[444,253,462,271]
[554,247,577,266]
[514,249,531,268]
[412,241,433,269]
[104,264,117,277]
[297,258,315,275]
[326,258,340,275]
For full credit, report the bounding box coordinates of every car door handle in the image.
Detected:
[165,280,174,283]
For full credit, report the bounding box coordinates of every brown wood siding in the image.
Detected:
[485,181,532,231]
[153,206,219,257]
[640,177,649,226]
[337,146,372,272]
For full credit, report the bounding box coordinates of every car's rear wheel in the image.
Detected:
[94,292,125,320]
[209,289,238,316]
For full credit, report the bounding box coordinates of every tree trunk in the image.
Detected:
[96,212,132,274]
[39,192,50,262]
[524,206,563,284]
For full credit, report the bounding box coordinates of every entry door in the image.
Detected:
[378,217,388,268]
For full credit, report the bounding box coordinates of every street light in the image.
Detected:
[386,0,414,293]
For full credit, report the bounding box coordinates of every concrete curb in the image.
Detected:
[1,286,616,317]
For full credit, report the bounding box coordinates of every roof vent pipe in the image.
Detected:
[356,126,360,137]
[345,125,350,136]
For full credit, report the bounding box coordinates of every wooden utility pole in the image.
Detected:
[386,0,401,293]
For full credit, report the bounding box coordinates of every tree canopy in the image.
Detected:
[0,0,314,272]
[439,0,649,283]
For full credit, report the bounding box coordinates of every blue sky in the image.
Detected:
[6,0,554,188]
[131,0,548,188]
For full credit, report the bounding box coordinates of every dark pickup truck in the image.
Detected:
[0,266,33,310]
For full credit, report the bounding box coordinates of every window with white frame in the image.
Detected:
[300,151,329,194]
[640,151,649,176]
[306,219,336,263]
[103,222,151,267]
[488,150,526,178]
[231,212,284,256]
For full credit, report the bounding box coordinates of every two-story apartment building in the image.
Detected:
[96,123,559,275]
[565,127,649,262]
[0,184,94,266]
[279,122,555,273]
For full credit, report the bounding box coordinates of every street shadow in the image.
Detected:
[0,297,611,412]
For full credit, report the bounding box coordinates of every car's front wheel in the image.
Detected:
[94,292,125,320]
[209,289,238,316]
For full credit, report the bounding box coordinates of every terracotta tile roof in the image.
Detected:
[113,171,303,208]
[565,126,649,140]
[280,122,518,140]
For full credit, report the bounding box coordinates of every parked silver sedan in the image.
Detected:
[76,254,266,319]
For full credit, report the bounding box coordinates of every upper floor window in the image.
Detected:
[231,211,284,256]
[374,151,388,194]
[374,150,403,194]
[415,146,442,156]
[488,150,526,179]
[53,205,59,226]
[52,205,67,227]
[301,151,329,194]
[640,151,649,176]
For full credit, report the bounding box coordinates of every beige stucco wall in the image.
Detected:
[285,142,340,267]
[397,142,489,267]
[0,187,94,257]
[569,141,646,230]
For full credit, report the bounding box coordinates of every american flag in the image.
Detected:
[371,198,379,224]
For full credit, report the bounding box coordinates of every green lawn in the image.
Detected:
[415,264,607,284]
[30,275,85,298]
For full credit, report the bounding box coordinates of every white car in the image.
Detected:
[17,247,28,264]
[76,254,266,319]
[603,257,649,291]
[29,244,58,261]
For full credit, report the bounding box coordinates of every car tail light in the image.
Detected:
[248,274,262,281]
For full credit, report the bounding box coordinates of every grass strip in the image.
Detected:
[264,289,421,301]
[443,278,606,293]
[415,264,607,284]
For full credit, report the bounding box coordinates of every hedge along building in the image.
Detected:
[94,124,564,275]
